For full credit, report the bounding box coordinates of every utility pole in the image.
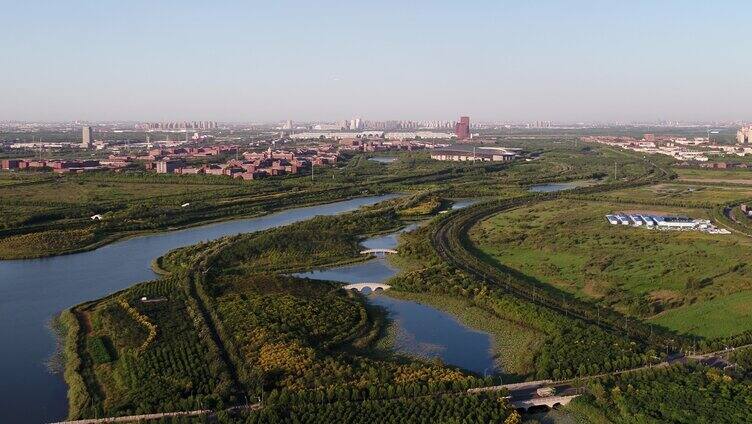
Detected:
[596,305,599,324]
[562,294,566,317]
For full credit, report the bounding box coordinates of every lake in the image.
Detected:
[0,194,397,424]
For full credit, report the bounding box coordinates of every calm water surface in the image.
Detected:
[529,180,597,192]
[369,295,495,375]
[451,199,480,210]
[368,156,398,164]
[0,194,396,424]
[295,214,497,375]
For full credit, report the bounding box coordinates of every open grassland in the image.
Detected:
[470,198,752,334]
[650,291,752,338]
[0,176,235,204]
[676,167,752,185]
[594,183,752,207]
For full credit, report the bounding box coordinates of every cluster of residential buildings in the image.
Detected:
[585,135,733,162]
[142,145,238,161]
[0,157,132,173]
[289,116,475,142]
[301,117,471,132]
[336,138,446,152]
[153,147,338,180]
[605,213,730,234]
[585,128,752,163]
[141,121,218,131]
[291,130,458,141]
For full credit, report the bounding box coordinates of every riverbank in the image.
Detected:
[0,193,392,260]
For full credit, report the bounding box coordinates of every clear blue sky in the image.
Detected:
[2,0,750,122]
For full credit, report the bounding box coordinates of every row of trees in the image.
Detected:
[246,393,513,424]
[65,277,237,419]
[571,364,752,423]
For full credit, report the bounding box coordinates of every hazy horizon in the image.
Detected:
[3,1,751,123]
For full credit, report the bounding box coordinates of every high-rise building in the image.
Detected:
[455,116,470,140]
[81,126,93,148]
[737,126,752,144]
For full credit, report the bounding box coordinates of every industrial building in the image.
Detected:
[605,213,730,234]
[430,148,517,162]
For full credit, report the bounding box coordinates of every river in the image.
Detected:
[294,202,496,376]
[0,194,397,424]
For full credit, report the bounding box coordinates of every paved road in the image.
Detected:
[50,403,262,424]
[475,344,750,407]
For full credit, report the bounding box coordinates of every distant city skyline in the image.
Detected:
[2,1,752,122]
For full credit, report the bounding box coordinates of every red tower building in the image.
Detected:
[455,116,470,140]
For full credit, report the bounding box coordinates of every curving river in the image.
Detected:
[0,195,397,424]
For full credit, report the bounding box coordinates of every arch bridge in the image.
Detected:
[343,283,391,292]
[511,395,580,412]
[360,248,398,255]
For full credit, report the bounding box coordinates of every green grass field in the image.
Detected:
[595,183,752,206]
[650,291,752,338]
[470,198,752,336]
[676,168,752,185]
[0,178,235,204]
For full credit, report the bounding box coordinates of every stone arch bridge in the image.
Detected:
[343,283,391,292]
[360,248,398,255]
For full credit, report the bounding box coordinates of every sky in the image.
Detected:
[1,0,751,123]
